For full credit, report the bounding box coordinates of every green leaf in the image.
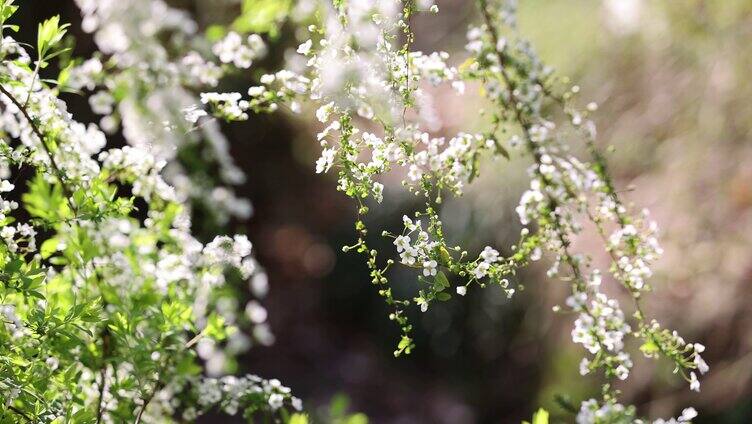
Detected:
[37,15,70,58]
[436,292,451,301]
[204,312,228,341]
[394,335,413,357]
[344,413,369,424]
[232,0,291,37]
[640,340,660,356]
[23,173,70,222]
[553,394,579,414]
[329,393,349,418]
[532,408,549,424]
[27,290,45,300]
[4,256,22,273]
[56,59,75,90]
[438,246,452,265]
[288,414,309,424]
[0,0,17,25]
[48,256,68,265]
[40,237,60,259]
[434,271,449,289]
[205,25,226,42]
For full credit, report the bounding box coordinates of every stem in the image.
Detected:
[7,405,32,422]
[94,329,111,424]
[134,382,162,424]
[476,0,613,367]
[24,58,41,108]
[0,83,77,213]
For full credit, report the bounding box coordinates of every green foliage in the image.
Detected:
[206,0,292,41]
[234,0,291,37]
[325,394,369,424]
[0,4,298,421]
[36,15,70,67]
[522,408,550,424]
[0,0,17,32]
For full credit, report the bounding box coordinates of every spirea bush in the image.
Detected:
[0,0,706,423]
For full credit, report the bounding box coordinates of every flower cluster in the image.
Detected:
[569,291,633,380]
[193,0,707,416]
[70,0,256,226]
[195,0,706,420]
[576,398,697,424]
[213,32,266,69]
[0,2,292,422]
[179,375,301,421]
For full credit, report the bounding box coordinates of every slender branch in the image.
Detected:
[7,405,32,422]
[134,381,162,424]
[94,329,110,424]
[476,0,612,360]
[0,83,77,212]
[477,0,585,285]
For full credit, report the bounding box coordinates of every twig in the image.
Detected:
[0,83,77,212]
[134,380,164,424]
[7,405,32,422]
[94,329,110,424]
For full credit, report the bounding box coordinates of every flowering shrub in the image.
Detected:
[0,1,298,422]
[0,0,708,423]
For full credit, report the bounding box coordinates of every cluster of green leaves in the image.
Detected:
[206,0,292,41]
[289,394,368,424]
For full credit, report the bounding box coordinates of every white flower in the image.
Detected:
[579,358,590,376]
[268,393,284,410]
[615,364,629,380]
[89,91,114,115]
[248,86,265,97]
[408,164,423,181]
[245,301,268,324]
[1,226,15,240]
[530,247,542,261]
[95,23,129,54]
[372,182,384,202]
[479,246,499,263]
[45,356,59,371]
[694,354,709,374]
[679,407,698,422]
[471,262,490,279]
[213,32,241,63]
[212,32,264,69]
[315,148,336,173]
[400,247,418,265]
[394,235,411,253]
[297,39,313,55]
[689,372,700,392]
[315,102,335,123]
[0,180,14,192]
[402,215,420,231]
[422,259,437,276]
[456,286,467,296]
[233,235,253,257]
[182,105,207,123]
